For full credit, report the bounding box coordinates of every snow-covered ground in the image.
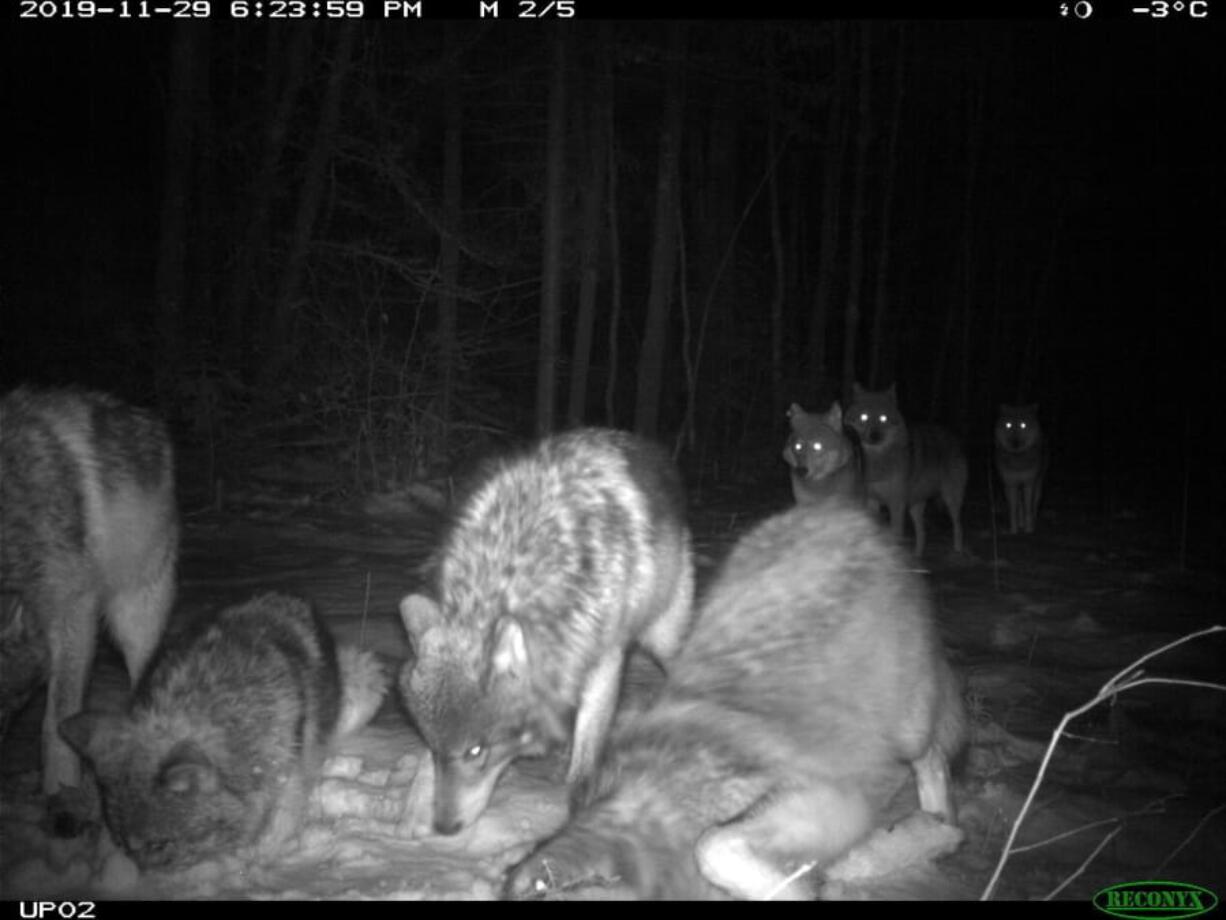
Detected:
[2,492,1222,901]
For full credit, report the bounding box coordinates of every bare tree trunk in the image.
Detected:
[225,25,313,377]
[841,24,873,402]
[265,23,356,384]
[603,65,623,427]
[691,29,739,457]
[956,62,985,430]
[536,29,568,437]
[767,39,786,412]
[634,24,685,439]
[810,24,849,391]
[438,22,463,454]
[1020,205,1065,400]
[869,24,907,390]
[933,46,983,421]
[567,30,610,428]
[155,21,204,411]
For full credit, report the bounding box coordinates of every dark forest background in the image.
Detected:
[1,19,1221,563]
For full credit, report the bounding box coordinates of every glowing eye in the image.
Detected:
[878,415,888,424]
[859,413,868,422]
[813,442,824,452]
[464,743,485,761]
[1019,422,1027,429]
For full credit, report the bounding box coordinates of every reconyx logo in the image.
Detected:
[1093,881,1219,920]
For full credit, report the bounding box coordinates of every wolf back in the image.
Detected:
[59,592,386,870]
[507,500,966,900]
[0,386,178,831]
[994,403,1048,534]
[398,427,695,835]
[782,401,865,506]
[843,383,967,556]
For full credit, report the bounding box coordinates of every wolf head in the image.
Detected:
[398,594,558,835]
[783,402,853,481]
[995,403,1041,453]
[843,383,905,449]
[59,712,252,870]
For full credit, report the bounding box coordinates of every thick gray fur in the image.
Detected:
[507,500,966,900]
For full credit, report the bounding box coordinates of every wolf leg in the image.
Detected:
[1006,482,1022,535]
[38,564,101,834]
[885,496,907,543]
[945,475,966,554]
[639,548,695,664]
[697,784,872,901]
[911,744,955,824]
[1021,479,1037,534]
[567,651,625,785]
[1031,467,1045,533]
[105,553,175,684]
[908,501,928,558]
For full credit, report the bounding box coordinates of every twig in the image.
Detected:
[1152,802,1226,876]
[766,860,817,901]
[982,625,1225,900]
[1043,826,1121,900]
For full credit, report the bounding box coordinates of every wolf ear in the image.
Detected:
[161,740,221,796]
[823,402,843,428]
[490,617,529,681]
[786,403,805,421]
[59,712,125,764]
[852,382,866,398]
[399,594,443,643]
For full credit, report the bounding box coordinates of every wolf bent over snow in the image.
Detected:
[398,427,695,835]
[59,592,387,870]
[1,386,179,832]
[507,500,966,900]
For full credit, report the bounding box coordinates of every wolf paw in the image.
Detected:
[504,838,622,899]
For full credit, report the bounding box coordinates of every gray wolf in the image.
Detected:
[506,500,966,900]
[994,403,1048,534]
[782,402,865,506]
[59,592,387,870]
[843,383,967,556]
[398,427,695,836]
[0,386,179,833]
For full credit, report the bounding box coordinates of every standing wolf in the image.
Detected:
[1,386,178,832]
[782,402,865,506]
[59,593,387,870]
[843,383,967,556]
[994,403,1048,535]
[506,500,966,901]
[397,427,695,836]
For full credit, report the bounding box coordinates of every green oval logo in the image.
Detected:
[1093,881,1219,920]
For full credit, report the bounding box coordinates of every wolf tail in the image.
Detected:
[334,645,388,739]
